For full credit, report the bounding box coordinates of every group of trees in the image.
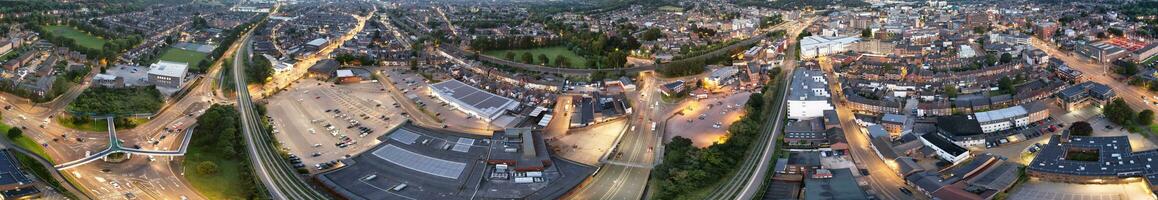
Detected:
[188,105,266,199]
[67,87,163,115]
[1103,98,1154,127]
[247,55,274,84]
[334,53,376,66]
[469,36,565,52]
[654,91,770,199]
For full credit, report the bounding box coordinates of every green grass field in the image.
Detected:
[56,116,110,132]
[184,144,250,200]
[159,47,209,65]
[0,124,53,163]
[45,25,107,50]
[484,46,588,68]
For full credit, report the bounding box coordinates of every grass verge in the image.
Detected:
[183,147,250,200]
[56,116,110,132]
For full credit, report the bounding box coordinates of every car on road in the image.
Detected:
[899,187,912,195]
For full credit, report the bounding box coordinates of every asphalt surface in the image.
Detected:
[566,72,662,200]
[234,33,328,200]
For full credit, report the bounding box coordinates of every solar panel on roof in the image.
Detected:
[389,129,420,145]
[372,144,466,179]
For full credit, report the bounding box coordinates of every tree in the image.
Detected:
[1108,28,1124,37]
[861,28,872,38]
[1140,110,1155,125]
[196,161,219,175]
[998,77,1015,95]
[505,52,515,60]
[1069,121,1094,136]
[1000,53,1013,64]
[1116,61,1139,76]
[555,55,569,67]
[6,128,21,139]
[1103,98,1137,126]
[641,28,663,41]
[944,85,958,98]
[521,52,534,64]
[537,54,550,65]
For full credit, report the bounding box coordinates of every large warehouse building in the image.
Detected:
[429,80,520,122]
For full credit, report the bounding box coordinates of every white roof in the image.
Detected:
[94,74,118,80]
[974,105,1028,123]
[148,61,189,78]
[336,69,355,77]
[306,38,328,46]
[800,35,861,47]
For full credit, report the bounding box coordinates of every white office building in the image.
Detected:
[800,36,861,59]
[148,61,189,89]
[787,69,833,120]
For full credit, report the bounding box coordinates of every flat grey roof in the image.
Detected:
[389,129,420,145]
[430,80,518,119]
[372,144,467,179]
[789,68,830,102]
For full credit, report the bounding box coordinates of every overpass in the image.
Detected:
[55,117,195,170]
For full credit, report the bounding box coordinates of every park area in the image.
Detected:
[159,47,209,65]
[484,46,588,68]
[45,25,107,50]
[183,105,261,199]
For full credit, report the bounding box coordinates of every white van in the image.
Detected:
[390,184,408,191]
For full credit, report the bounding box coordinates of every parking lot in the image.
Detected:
[1009,179,1155,200]
[382,68,496,134]
[266,79,405,173]
[664,91,751,147]
[107,64,151,86]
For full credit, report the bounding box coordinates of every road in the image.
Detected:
[817,57,927,200]
[233,31,329,200]
[566,72,663,200]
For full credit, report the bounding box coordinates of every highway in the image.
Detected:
[233,33,328,200]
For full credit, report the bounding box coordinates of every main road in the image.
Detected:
[233,32,328,200]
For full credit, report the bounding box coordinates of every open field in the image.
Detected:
[159,47,209,65]
[484,46,588,68]
[45,25,107,50]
